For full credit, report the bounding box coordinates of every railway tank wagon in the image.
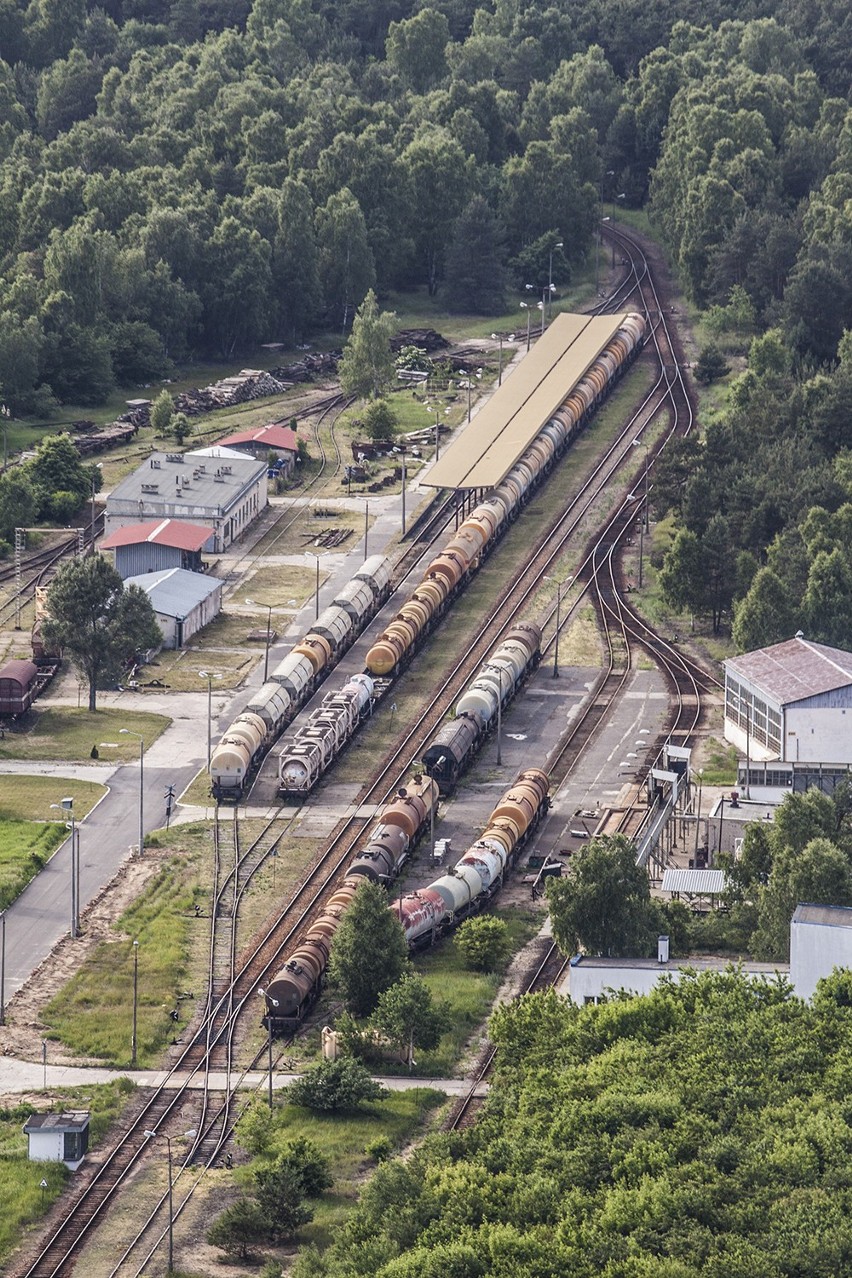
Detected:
[278,673,374,795]
[365,315,644,681]
[393,768,550,947]
[264,772,439,1026]
[423,622,542,792]
[209,555,392,799]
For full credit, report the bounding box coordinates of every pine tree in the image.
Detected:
[328,880,408,1016]
[444,195,508,314]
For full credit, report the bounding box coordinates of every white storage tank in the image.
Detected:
[311,604,353,652]
[246,682,292,731]
[356,554,393,598]
[270,652,314,698]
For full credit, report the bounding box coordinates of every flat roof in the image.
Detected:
[108,452,266,512]
[425,312,626,491]
[570,955,787,973]
[792,903,852,928]
[24,1111,90,1132]
[100,519,212,552]
[726,637,852,705]
[125,567,222,616]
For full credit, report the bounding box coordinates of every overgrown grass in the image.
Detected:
[0,775,107,821]
[42,843,206,1065]
[235,1088,445,1253]
[134,646,255,692]
[0,707,170,762]
[0,820,66,909]
[0,1078,135,1265]
[700,739,739,786]
[231,563,321,609]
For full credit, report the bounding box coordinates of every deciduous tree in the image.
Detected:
[547,834,658,957]
[338,289,397,400]
[370,971,446,1071]
[328,879,408,1016]
[42,555,162,710]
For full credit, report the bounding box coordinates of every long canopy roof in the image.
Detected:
[425,312,628,491]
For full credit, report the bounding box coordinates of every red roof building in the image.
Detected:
[100,519,214,579]
[217,423,298,466]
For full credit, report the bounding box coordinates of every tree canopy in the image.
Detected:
[42,554,162,709]
[328,879,409,1017]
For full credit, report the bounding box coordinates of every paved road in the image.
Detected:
[0,1054,484,1097]
[3,751,201,998]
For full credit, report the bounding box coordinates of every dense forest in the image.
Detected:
[0,0,849,409]
[292,972,852,1276]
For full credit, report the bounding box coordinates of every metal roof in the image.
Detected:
[661,869,728,896]
[0,659,38,683]
[108,452,266,512]
[24,1111,90,1132]
[726,637,852,706]
[100,519,212,551]
[424,312,626,491]
[792,903,852,928]
[218,424,298,451]
[124,568,222,617]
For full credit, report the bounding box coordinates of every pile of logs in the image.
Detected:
[174,369,293,416]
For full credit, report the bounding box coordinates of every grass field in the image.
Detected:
[0,1078,135,1266]
[0,819,66,909]
[42,837,208,1065]
[231,562,326,609]
[0,775,107,821]
[133,647,256,692]
[235,1087,445,1255]
[0,707,171,762]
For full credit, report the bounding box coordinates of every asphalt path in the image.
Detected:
[3,754,201,998]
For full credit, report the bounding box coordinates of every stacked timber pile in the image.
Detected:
[269,351,339,382]
[174,368,292,416]
[74,422,138,456]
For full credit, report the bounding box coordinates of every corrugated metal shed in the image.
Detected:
[661,869,728,896]
[425,312,626,491]
[124,568,221,617]
[726,637,852,706]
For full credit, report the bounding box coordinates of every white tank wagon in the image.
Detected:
[278,673,374,796]
[210,555,392,800]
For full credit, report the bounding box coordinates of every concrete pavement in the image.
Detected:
[0,1054,484,1097]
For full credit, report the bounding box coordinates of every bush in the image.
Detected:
[694,344,730,385]
[207,1198,269,1259]
[362,398,399,442]
[274,1137,333,1196]
[455,915,510,971]
[365,1135,392,1163]
[286,1059,388,1112]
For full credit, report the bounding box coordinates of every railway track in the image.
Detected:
[0,515,105,630]
[16,224,719,1276]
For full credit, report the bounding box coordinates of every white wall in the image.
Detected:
[785,705,852,764]
[27,1130,64,1162]
[567,963,676,1004]
[790,919,852,999]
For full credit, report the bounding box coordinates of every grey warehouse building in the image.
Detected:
[105,451,268,552]
[124,568,223,648]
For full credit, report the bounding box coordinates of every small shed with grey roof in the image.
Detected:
[724,636,852,765]
[23,1111,90,1169]
[124,568,223,648]
[790,903,852,999]
[105,451,267,552]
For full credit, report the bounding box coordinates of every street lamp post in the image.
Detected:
[490,332,503,385]
[198,670,222,769]
[50,798,78,939]
[246,600,273,682]
[496,665,504,766]
[144,1128,197,1273]
[258,988,279,1109]
[548,241,563,318]
[544,575,572,678]
[131,939,139,1066]
[120,729,145,857]
[596,171,615,296]
[0,909,5,1026]
[520,302,532,352]
[364,501,369,560]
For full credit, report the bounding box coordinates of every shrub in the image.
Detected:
[455,916,510,971]
[286,1059,388,1112]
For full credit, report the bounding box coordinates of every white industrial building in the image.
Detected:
[105,450,267,552]
[566,954,787,1004]
[790,903,852,999]
[724,636,852,797]
[124,567,223,648]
